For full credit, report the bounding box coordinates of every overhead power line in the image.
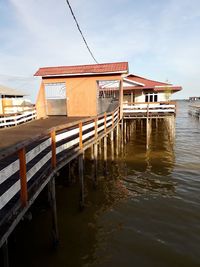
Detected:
[66,0,99,64]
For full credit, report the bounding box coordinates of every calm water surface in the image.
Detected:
[10,101,200,267]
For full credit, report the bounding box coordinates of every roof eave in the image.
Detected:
[34,70,128,77]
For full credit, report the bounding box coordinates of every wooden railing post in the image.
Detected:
[147,103,149,118]
[18,148,28,207]
[104,113,107,133]
[79,122,83,150]
[51,130,56,169]
[94,118,98,140]
[112,112,114,128]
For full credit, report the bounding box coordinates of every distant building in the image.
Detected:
[189,96,200,101]
[102,74,182,103]
[0,84,27,114]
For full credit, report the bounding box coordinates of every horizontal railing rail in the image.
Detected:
[188,105,200,118]
[2,104,35,114]
[0,107,37,128]
[123,102,176,117]
[0,107,120,235]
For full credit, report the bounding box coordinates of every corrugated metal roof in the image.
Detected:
[0,84,26,96]
[125,75,182,92]
[126,74,171,87]
[34,62,129,77]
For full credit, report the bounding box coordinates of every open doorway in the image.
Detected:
[45,83,67,115]
[96,80,120,114]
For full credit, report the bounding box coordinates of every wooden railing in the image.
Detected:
[0,106,37,128]
[123,102,176,117]
[3,104,35,114]
[0,108,120,235]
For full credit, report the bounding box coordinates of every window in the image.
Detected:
[145,93,158,103]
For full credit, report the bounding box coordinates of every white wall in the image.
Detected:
[133,91,172,103]
[135,92,145,102]
[157,92,171,102]
[0,99,2,114]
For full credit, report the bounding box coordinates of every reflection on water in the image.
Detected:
[123,118,176,198]
[7,101,200,267]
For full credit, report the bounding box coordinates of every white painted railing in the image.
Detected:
[188,105,200,118]
[0,109,37,128]
[3,104,34,114]
[0,108,120,214]
[123,102,176,117]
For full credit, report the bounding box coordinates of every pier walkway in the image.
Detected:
[0,116,86,154]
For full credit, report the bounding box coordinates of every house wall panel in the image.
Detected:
[36,74,122,118]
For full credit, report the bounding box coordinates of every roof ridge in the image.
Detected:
[38,61,128,70]
[34,62,129,77]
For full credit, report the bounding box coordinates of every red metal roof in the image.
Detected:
[34,62,129,77]
[126,74,170,87]
[125,74,182,92]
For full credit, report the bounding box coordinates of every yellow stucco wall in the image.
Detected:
[36,82,47,118]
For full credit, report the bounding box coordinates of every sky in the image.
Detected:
[0,0,200,102]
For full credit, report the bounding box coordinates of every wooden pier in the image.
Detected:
[123,102,176,149]
[0,102,177,266]
[0,105,36,128]
[0,108,120,262]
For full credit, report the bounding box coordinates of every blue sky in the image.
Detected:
[0,0,200,101]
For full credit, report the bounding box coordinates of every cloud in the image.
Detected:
[0,0,200,100]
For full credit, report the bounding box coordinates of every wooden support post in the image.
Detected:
[112,112,114,128]
[124,120,127,144]
[90,145,94,160]
[79,122,83,150]
[129,122,131,140]
[146,118,150,150]
[93,143,98,188]
[2,240,9,267]
[78,154,84,209]
[110,130,114,161]
[115,127,119,157]
[51,130,56,169]
[121,119,124,152]
[104,113,107,134]
[156,118,158,128]
[147,103,149,118]
[103,136,107,175]
[18,148,28,207]
[98,139,102,157]
[48,177,59,247]
[104,136,107,161]
[116,123,119,140]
